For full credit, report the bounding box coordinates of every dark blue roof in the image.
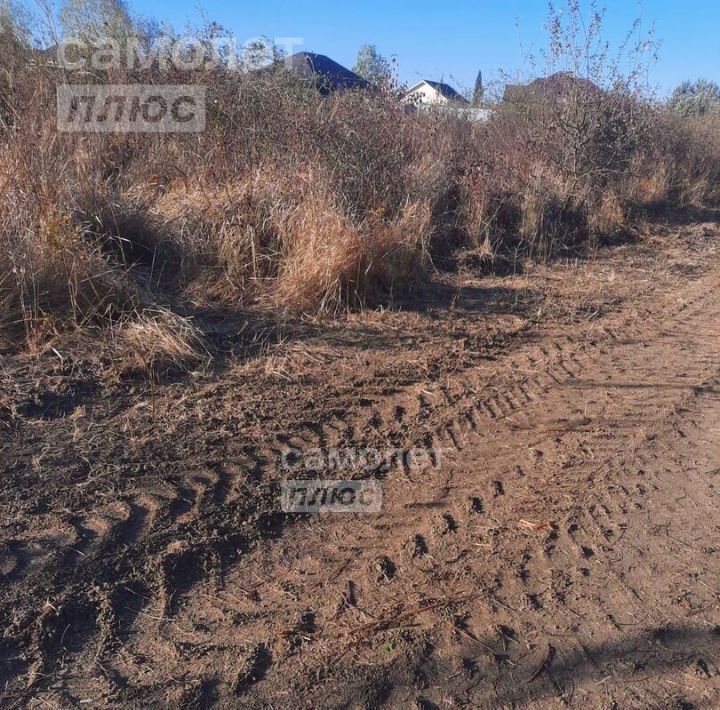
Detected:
[421,80,468,103]
[286,52,369,93]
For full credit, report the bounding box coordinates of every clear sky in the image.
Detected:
[126,0,719,97]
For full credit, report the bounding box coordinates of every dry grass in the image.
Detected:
[152,165,433,313]
[0,194,139,341]
[116,309,208,375]
[271,182,433,313]
[0,28,719,356]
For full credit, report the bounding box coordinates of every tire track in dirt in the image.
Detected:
[237,271,719,705]
[3,226,720,706]
[33,243,717,705]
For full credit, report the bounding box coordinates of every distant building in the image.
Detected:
[403,79,490,121]
[403,79,469,107]
[503,72,602,105]
[284,52,369,94]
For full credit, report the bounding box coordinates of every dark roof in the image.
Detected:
[503,72,602,104]
[37,44,59,58]
[285,52,369,93]
[420,80,468,104]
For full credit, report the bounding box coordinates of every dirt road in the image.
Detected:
[2,213,720,708]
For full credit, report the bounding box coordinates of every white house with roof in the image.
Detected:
[403,79,469,106]
[403,79,491,121]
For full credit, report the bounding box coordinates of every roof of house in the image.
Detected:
[285,52,369,93]
[503,72,602,103]
[406,79,469,105]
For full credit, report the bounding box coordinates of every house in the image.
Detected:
[503,72,601,105]
[284,52,369,94]
[402,79,491,121]
[403,79,469,107]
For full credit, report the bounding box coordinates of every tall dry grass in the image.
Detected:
[0,60,451,355]
[153,165,433,312]
[1,16,719,359]
[456,92,720,263]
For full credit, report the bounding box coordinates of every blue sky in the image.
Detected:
[127,0,718,97]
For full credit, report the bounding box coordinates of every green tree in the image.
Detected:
[353,43,391,86]
[669,79,720,117]
[472,69,484,106]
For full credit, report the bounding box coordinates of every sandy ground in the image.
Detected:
[1,210,720,708]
